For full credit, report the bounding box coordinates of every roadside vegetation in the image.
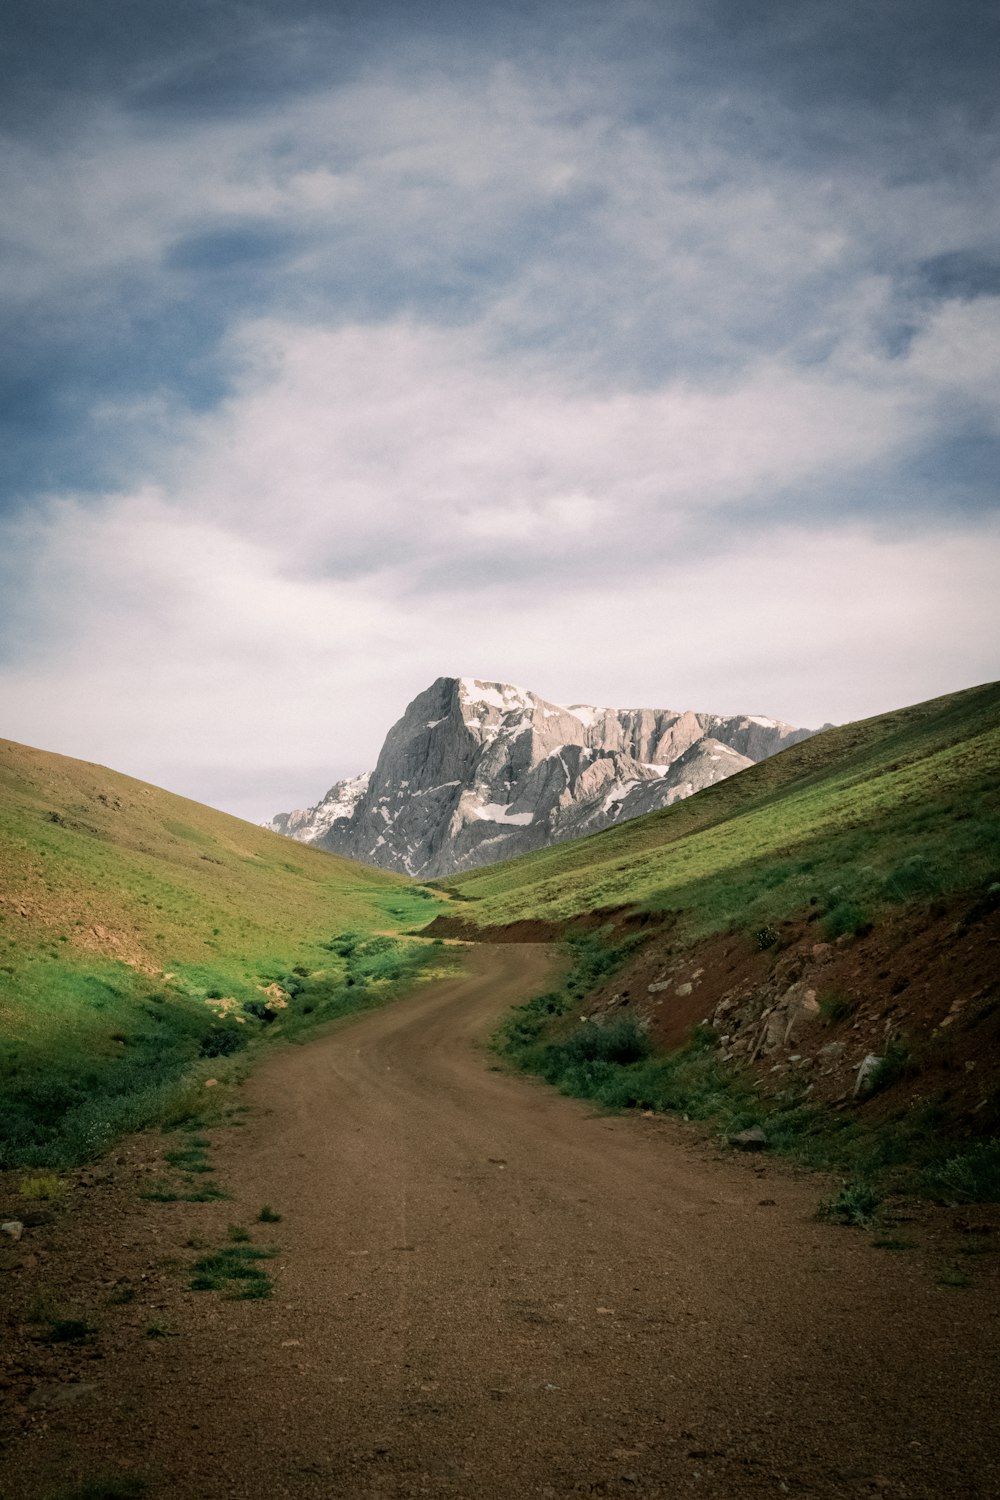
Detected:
[0,738,451,1168]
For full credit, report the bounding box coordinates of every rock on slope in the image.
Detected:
[267,677,819,878]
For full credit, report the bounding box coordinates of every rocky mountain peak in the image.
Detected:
[267,676,820,878]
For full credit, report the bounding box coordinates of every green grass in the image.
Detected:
[189,1243,278,1299]
[440,682,1000,939]
[257,1204,282,1223]
[0,736,453,1167]
[923,1140,1000,1203]
[816,1182,883,1229]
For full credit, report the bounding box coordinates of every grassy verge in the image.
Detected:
[494,931,1000,1212]
[0,932,453,1169]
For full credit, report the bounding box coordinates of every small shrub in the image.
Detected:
[144,1321,176,1339]
[199,1027,244,1059]
[924,1140,1000,1203]
[550,1017,651,1069]
[257,1204,282,1223]
[817,1181,881,1228]
[823,901,874,940]
[819,991,859,1024]
[227,1224,251,1242]
[753,925,779,951]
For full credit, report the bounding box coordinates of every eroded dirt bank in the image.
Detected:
[5,944,1000,1500]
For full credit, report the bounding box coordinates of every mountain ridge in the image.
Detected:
[268,676,822,877]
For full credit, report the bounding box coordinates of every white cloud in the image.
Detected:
[2,45,998,822]
[3,470,997,822]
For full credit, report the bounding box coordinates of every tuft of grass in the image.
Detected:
[257,1204,282,1223]
[816,1181,882,1229]
[163,1146,214,1173]
[19,1173,66,1200]
[106,1283,136,1305]
[937,1264,972,1289]
[227,1223,251,1242]
[139,1180,230,1203]
[872,1237,917,1251]
[189,1243,277,1299]
[819,990,859,1024]
[144,1321,177,1339]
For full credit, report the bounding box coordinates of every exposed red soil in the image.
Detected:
[555,899,1000,1132]
[3,944,1000,1500]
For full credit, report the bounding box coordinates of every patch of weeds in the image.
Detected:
[257,1204,281,1223]
[227,1223,251,1242]
[924,1140,1000,1203]
[44,1318,97,1344]
[106,1283,136,1305]
[163,1144,213,1173]
[816,1181,882,1229]
[144,1321,177,1339]
[182,1182,229,1202]
[937,1264,972,1289]
[957,1241,998,1257]
[19,1173,66,1200]
[819,990,859,1024]
[189,1244,277,1299]
[140,1181,229,1203]
[872,1237,917,1251]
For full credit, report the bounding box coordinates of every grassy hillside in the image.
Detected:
[0,739,447,1166]
[441,681,1000,941]
[458,683,1000,1207]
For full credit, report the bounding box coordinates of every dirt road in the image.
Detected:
[9,944,1000,1499]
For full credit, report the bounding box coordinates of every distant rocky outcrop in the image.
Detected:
[266,677,821,878]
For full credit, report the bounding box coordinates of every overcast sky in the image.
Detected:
[2,0,998,822]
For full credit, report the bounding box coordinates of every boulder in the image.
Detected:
[854,1054,883,1099]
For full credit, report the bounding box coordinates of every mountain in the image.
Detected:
[268,676,819,878]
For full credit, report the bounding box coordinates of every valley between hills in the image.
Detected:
[1,678,999,1499]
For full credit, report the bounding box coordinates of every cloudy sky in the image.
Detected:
[2,0,998,821]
